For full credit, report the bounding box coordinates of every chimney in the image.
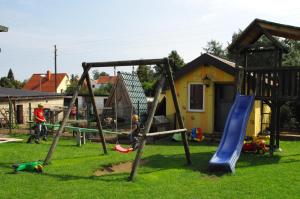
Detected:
[46,70,51,80]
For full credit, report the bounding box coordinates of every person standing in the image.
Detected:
[27,104,47,144]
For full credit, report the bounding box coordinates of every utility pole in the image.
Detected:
[54,45,57,93]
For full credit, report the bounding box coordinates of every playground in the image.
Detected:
[1,18,300,198]
[0,135,300,198]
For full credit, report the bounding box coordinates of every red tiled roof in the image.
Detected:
[95,76,117,84]
[23,71,68,93]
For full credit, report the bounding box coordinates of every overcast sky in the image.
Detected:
[0,0,300,80]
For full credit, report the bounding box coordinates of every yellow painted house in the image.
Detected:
[165,53,267,137]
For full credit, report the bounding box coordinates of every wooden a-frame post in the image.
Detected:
[83,63,107,154]
[44,64,107,165]
[129,58,191,181]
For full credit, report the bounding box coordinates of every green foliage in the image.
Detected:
[7,68,14,80]
[282,39,300,66]
[92,70,100,80]
[92,70,109,80]
[168,50,185,71]
[203,40,227,59]
[137,65,157,96]
[0,69,24,89]
[65,74,79,95]
[93,83,112,96]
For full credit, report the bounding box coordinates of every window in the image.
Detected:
[188,83,205,112]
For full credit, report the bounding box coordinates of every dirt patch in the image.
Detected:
[94,160,147,176]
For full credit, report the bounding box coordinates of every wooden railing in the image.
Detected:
[242,67,300,101]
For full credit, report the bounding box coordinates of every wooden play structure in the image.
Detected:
[229,19,300,155]
[44,58,191,181]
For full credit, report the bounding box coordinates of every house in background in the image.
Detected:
[93,76,117,89]
[0,87,65,128]
[23,70,69,93]
[165,53,265,137]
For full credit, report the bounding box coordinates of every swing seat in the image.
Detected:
[113,144,134,153]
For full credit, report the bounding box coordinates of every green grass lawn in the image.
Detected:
[1,135,300,199]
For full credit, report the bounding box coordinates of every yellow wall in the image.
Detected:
[166,64,261,137]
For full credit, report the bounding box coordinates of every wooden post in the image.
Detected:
[129,76,166,181]
[44,64,91,165]
[166,59,191,165]
[269,103,276,156]
[8,97,12,134]
[85,66,108,154]
[275,103,281,149]
[76,130,81,147]
[29,103,32,135]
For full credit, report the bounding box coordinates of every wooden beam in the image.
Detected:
[146,128,187,137]
[166,59,191,165]
[84,58,166,68]
[84,64,108,154]
[44,65,91,165]
[129,75,166,181]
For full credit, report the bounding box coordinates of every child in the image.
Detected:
[130,114,141,150]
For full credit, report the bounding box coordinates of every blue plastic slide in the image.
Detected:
[209,94,254,173]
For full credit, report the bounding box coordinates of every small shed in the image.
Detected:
[103,72,148,124]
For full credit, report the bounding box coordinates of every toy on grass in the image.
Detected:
[242,137,269,155]
[12,161,43,173]
[191,128,204,142]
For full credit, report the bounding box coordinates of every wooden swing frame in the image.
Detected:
[44,58,191,181]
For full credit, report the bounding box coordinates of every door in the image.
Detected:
[214,84,235,133]
[16,105,24,124]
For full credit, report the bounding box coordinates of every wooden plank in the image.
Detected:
[85,58,166,68]
[146,128,187,137]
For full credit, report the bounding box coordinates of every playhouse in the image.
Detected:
[165,53,264,137]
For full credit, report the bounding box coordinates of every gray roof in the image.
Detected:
[119,72,148,116]
[174,53,236,80]
[0,87,62,98]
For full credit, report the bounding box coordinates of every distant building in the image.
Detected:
[0,87,64,127]
[93,76,117,89]
[23,70,69,93]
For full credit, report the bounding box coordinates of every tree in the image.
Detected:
[65,74,80,95]
[154,50,185,76]
[203,40,226,59]
[92,70,100,80]
[136,65,157,96]
[7,68,14,80]
[0,77,14,88]
[100,72,109,76]
[169,50,185,71]
[0,69,24,89]
[92,70,109,80]
[282,39,300,66]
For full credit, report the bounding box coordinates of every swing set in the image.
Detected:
[43,58,191,181]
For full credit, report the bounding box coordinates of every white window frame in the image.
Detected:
[187,82,205,112]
